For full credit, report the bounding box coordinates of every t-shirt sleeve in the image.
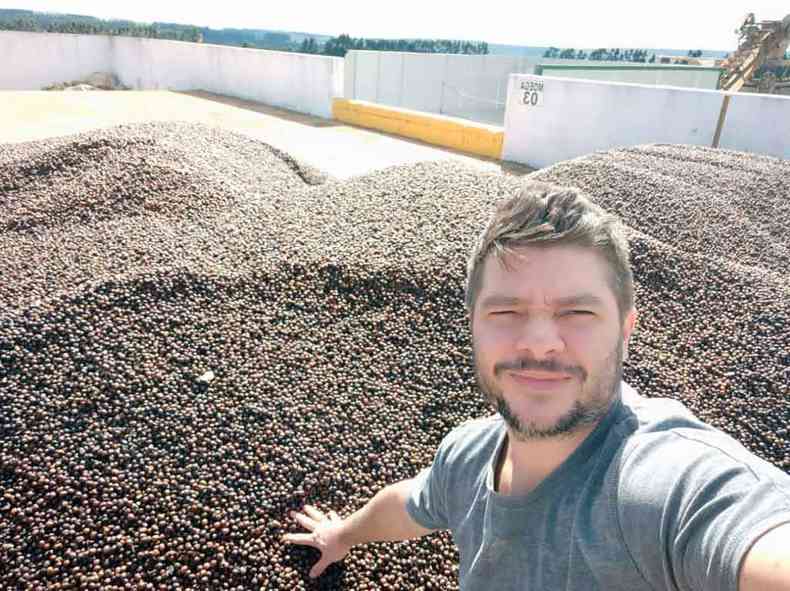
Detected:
[617,430,790,591]
[405,434,455,532]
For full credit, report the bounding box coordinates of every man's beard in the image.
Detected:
[474,339,624,441]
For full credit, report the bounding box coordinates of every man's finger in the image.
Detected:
[309,558,330,579]
[328,510,340,521]
[281,532,318,547]
[303,505,325,521]
[291,511,317,531]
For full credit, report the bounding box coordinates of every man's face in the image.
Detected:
[470,244,636,441]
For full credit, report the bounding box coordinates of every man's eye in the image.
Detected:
[491,310,514,316]
[563,310,593,316]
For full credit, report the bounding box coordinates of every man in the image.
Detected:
[283,182,790,590]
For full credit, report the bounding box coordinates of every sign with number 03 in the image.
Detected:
[522,90,543,106]
[519,79,545,107]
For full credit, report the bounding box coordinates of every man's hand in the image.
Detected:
[282,505,351,578]
[281,479,434,579]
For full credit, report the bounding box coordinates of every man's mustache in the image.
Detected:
[494,358,587,381]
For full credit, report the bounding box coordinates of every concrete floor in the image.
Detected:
[0,90,533,179]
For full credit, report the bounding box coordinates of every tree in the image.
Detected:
[322,33,355,57]
[687,49,703,58]
[542,46,560,58]
[299,37,319,54]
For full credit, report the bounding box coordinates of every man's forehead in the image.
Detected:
[483,245,610,282]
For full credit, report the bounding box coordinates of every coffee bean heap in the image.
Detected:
[532,144,790,275]
[0,122,326,315]
[1,123,787,590]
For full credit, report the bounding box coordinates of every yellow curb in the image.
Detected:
[332,98,503,160]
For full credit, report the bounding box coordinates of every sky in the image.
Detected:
[4,1,788,51]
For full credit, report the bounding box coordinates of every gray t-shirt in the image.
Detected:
[406,382,790,591]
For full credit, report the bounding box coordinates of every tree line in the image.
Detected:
[0,10,488,57]
[0,10,202,42]
[301,34,489,57]
[541,47,713,63]
[542,47,657,63]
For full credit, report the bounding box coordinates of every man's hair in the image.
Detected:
[465,181,634,320]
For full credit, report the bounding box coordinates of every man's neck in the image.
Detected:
[495,422,598,496]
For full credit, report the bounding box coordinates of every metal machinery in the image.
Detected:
[720,13,790,93]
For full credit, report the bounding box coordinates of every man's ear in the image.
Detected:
[622,308,637,361]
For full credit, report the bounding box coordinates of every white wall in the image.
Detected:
[344,51,723,126]
[0,31,111,90]
[719,93,790,159]
[346,51,537,125]
[0,31,344,119]
[402,53,445,113]
[502,75,725,169]
[538,64,721,90]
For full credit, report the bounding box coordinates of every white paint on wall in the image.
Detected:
[538,65,721,90]
[377,52,404,106]
[502,75,725,169]
[346,50,536,124]
[0,31,111,90]
[402,53,445,113]
[354,51,380,103]
[0,31,343,119]
[718,93,790,159]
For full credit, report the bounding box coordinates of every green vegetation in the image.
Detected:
[0,9,488,56]
[304,34,488,57]
[0,9,201,41]
[543,46,656,63]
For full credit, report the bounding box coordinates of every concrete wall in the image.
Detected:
[0,31,111,90]
[345,51,536,125]
[537,64,722,90]
[502,75,725,169]
[718,93,790,159]
[502,74,790,167]
[0,31,343,119]
[344,51,723,126]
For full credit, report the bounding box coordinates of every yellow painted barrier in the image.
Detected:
[332,98,504,160]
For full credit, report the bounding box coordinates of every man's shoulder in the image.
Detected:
[613,384,790,493]
[616,385,756,460]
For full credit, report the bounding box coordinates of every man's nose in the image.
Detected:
[513,317,565,359]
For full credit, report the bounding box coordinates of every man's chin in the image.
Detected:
[502,385,576,417]
[495,392,603,440]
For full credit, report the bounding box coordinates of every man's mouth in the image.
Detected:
[507,370,573,387]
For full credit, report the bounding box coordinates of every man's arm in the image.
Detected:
[738,522,790,591]
[282,478,435,578]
